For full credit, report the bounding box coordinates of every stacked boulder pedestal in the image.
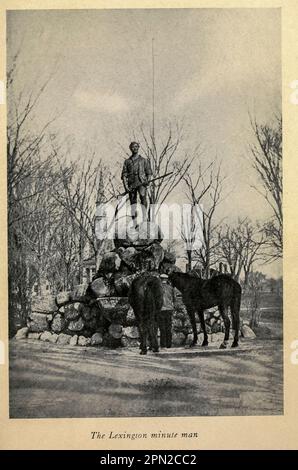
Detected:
[19,221,180,348]
[15,220,249,348]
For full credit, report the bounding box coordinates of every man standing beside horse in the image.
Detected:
[158,273,177,348]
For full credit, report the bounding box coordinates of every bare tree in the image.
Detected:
[218,218,265,283]
[217,224,244,282]
[162,239,181,255]
[244,271,267,328]
[181,204,201,271]
[250,113,282,259]
[7,53,58,334]
[53,150,109,284]
[48,208,81,291]
[182,162,225,275]
[7,50,116,334]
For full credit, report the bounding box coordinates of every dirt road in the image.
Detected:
[9,338,283,418]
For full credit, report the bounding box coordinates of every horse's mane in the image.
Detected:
[172,271,190,277]
[172,271,200,279]
[170,271,204,288]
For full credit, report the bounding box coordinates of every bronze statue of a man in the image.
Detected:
[121,142,152,222]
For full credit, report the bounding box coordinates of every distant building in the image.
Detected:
[82,256,97,283]
[31,278,52,297]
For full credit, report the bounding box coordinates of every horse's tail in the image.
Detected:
[144,277,164,322]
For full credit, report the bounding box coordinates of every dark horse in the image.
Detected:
[128,273,164,355]
[169,272,241,349]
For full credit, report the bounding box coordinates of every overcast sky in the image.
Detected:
[7,8,281,276]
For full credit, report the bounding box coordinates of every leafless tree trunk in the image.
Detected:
[53,150,110,284]
[7,53,58,335]
[250,113,282,260]
[182,162,225,277]
[218,218,265,283]
[244,271,266,328]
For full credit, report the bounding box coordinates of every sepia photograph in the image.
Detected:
[6,7,283,420]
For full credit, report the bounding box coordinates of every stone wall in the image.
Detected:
[16,290,250,348]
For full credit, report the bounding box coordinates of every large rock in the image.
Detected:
[82,306,98,330]
[90,304,101,319]
[204,311,212,321]
[69,335,78,346]
[27,312,49,332]
[114,273,136,296]
[211,321,222,334]
[196,333,205,345]
[173,303,188,321]
[163,250,176,264]
[78,336,91,347]
[172,318,183,330]
[130,244,164,272]
[91,332,103,346]
[70,284,89,303]
[97,297,130,323]
[40,331,53,342]
[144,243,164,270]
[118,262,134,276]
[121,337,139,348]
[64,303,81,321]
[96,313,110,329]
[123,326,139,339]
[173,316,192,335]
[48,333,58,344]
[241,325,257,339]
[99,251,121,273]
[68,318,85,332]
[27,332,41,340]
[57,333,71,345]
[118,246,137,269]
[31,295,57,313]
[211,332,225,343]
[79,304,96,322]
[108,323,123,339]
[172,332,187,346]
[14,327,29,340]
[121,336,129,347]
[125,307,136,326]
[56,291,71,306]
[51,314,66,334]
[90,277,110,297]
[83,318,97,332]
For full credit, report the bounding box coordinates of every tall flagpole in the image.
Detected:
[152,37,155,142]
